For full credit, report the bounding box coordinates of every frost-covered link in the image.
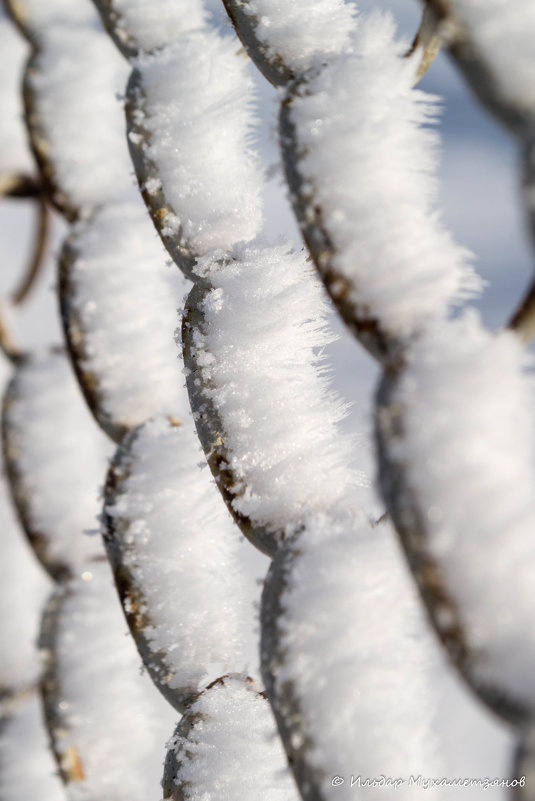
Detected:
[104,415,264,711]
[93,0,207,58]
[23,19,131,219]
[262,513,446,801]
[376,312,535,724]
[1,350,111,581]
[0,691,66,801]
[126,27,263,273]
[222,0,356,86]
[162,676,299,801]
[40,560,176,801]
[282,13,478,363]
[59,201,191,442]
[184,245,363,554]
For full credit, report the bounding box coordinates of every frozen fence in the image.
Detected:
[1,1,535,800]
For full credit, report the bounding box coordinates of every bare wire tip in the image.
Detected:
[405,5,442,84]
[0,174,50,306]
[0,301,23,363]
[11,197,50,305]
[508,282,535,344]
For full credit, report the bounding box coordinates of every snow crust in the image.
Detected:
[243,0,356,74]
[389,312,535,711]
[0,691,66,801]
[167,676,298,800]
[3,350,111,577]
[289,13,479,337]
[106,415,263,700]
[0,15,34,175]
[27,24,131,212]
[65,201,191,432]
[191,245,365,534]
[106,0,207,52]
[448,0,535,121]
[133,29,263,254]
[47,561,177,801]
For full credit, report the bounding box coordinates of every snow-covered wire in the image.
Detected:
[20,5,131,221]
[39,560,176,800]
[377,312,535,725]
[103,414,264,712]
[59,200,191,442]
[2,350,110,582]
